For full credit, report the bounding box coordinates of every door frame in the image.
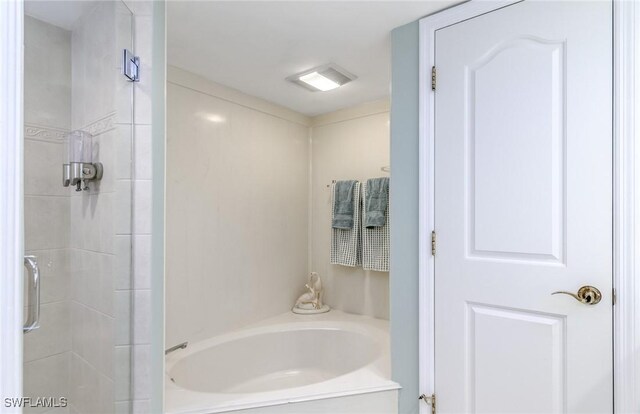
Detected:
[0,0,24,410]
[417,1,640,412]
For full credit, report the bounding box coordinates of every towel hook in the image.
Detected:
[326,179,337,188]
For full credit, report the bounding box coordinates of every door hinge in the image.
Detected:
[122,49,140,82]
[431,66,436,91]
[431,231,436,256]
[419,393,436,414]
[613,288,617,306]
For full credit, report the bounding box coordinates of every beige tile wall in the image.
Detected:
[68,2,131,413]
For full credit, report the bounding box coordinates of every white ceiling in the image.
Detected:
[24,0,102,31]
[24,1,459,116]
[168,1,458,116]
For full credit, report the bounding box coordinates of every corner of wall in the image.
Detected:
[390,20,420,414]
[307,125,314,274]
[307,100,391,320]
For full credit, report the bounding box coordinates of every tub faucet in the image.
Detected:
[165,341,188,355]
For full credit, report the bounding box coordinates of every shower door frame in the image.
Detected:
[0,0,24,406]
[0,0,24,409]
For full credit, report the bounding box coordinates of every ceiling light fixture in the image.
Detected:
[287,64,356,92]
[298,72,340,91]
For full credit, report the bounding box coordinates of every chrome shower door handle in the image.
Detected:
[23,255,40,333]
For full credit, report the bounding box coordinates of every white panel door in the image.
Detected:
[434,1,612,413]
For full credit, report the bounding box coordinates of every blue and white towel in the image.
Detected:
[332,180,357,229]
[330,181,362,267]
[364,177,389,228]
[362,181,389,272]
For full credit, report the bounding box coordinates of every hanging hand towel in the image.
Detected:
[332,180,357,229]
[330,181,362,267]
[364,177,389,228]
[362,181,390,272]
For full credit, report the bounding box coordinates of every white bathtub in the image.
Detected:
[165,310,400,414]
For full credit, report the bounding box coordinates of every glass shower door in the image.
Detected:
[22,1,134,412]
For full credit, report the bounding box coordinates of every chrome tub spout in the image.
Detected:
[165,341,188,355]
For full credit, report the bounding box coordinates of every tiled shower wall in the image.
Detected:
[68,1,155,412]
[68,2,133,413]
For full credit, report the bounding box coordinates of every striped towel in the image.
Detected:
[330,181,362,267]
[362,181,389,272]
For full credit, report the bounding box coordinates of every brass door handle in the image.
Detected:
[552,285,602,305]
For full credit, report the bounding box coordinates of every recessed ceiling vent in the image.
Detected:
[287,64,357,92]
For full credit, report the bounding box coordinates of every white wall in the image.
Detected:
[166,67,310,346]
[166,67,391,348]
[310,101,390,319]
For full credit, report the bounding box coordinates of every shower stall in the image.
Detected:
[16,1,140,412]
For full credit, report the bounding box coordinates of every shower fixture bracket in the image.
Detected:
[63,162,103,191]
[122,49,140,82]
